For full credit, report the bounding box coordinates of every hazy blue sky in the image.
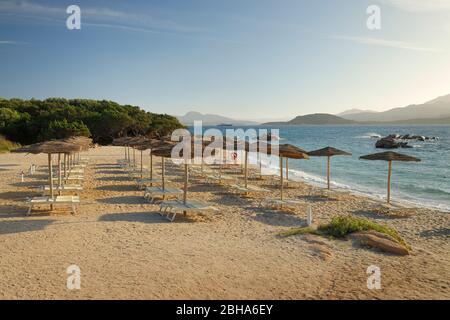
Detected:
[1,0,449,119]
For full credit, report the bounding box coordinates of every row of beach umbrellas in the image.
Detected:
[114,135,421,205]
[13,136,93,200]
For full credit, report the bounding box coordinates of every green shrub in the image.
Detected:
[280,215,408,249]
[318,216,408,248]
[0,135,19,153]
[279,226,318,237]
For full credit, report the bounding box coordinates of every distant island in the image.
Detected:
[264,94,450,125]
[177,111,258,126]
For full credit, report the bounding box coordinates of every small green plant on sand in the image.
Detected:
[279,226,319,237]
[280,215,408,249]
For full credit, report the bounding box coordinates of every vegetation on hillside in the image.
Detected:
[0,98,183,145]
[0,135,19,153]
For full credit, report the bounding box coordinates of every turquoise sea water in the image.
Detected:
[198,125,450,211]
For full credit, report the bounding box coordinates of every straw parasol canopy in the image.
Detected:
[13,140,81,155]
[63,136,92,149]
[152,140,211,206]
[277,144,309,200]
[134,139,174,179]
[360,151,421,204]
[308,146,352,190]
[13,140,82,199]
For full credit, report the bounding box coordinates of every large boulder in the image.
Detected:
[375,137,411,149]
[350,230,409,256]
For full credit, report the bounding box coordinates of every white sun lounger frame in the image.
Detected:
[159,200,218,222]
[143,186,183,203]
[25,195,80,215]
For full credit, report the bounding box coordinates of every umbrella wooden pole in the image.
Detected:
[48,154,54,210]
[280,156,284,201]
[327,156,331,190]
[244,151,248,188]
[58,153,62,196]
[63,153,67,178]
[67,154,70,173]
[259,152,262,179]
[286,158,289,181]
[133,148,136,168]
[387,160,392,204]
[161,157,165,192]
[150,152,153,180]
[140,150,143,179]
[183,164,188,204]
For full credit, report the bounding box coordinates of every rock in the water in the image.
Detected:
[375,137,411,149]
[350,230,409,256]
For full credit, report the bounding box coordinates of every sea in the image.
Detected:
[195,125,450,212]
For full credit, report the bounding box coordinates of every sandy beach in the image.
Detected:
[0,146,448,299]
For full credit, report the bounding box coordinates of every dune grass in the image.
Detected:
[0,135,19,153]
[280,215,408,249]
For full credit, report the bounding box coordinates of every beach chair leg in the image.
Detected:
[168,210,177,222]
[27,204,32,215]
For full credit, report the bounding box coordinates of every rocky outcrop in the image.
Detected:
[350,230,409,256]
[390,134,439,141]
[375,137,411,149]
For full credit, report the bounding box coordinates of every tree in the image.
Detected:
[0,98,184,144]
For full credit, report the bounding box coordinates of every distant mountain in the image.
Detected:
[340,94,450,122]
[264,113,356,125]
[177,111,258,126]
[337,108,378,116]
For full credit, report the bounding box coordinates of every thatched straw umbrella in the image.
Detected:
[152,139,209,206]
[360,151,421,204]
[308,146,352,190]
[62,136,92,177]
[134,139,169,179]
[148,141,179,193]
[112,137,132,162]
[278,144,309,201]
[13,141,81,200]
[126,136,150,168]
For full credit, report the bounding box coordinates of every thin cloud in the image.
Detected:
[83,22,162,35]
[0,40,28,45]
[0,0,202,33]
[380,0,450,12]
[331,35,442,53]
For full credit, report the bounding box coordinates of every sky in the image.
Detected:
[0,0,450,120]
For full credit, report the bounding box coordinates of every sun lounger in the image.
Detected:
[135,177,162,189]
[25,195,80,215]
[40,184,83,195]
[143,186,183,203]
[52,175,84,182]
[228,184,270,195]
[159,199,218,222]
[260,198,306,209]
[205,174,236,184]
[68,168,84,174]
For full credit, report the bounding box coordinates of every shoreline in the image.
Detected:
[254,156,450,213]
